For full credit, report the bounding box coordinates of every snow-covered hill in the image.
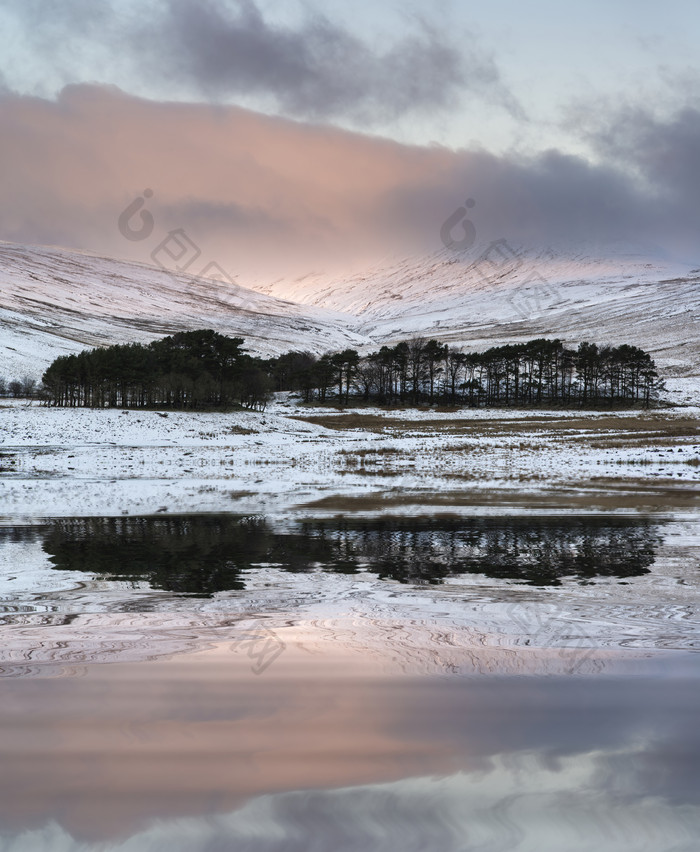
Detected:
[258,245,700,381]
[2,240,700,402]
[0,242,369,379]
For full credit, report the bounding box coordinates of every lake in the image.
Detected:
[0,513,699,851]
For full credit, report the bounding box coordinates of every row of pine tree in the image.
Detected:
[41,330,663,410]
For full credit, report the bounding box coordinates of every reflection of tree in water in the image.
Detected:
[43,516,346,596]
[317,517,662,586]
[44,516,248,595]
[0,526,45,545]
[42,515,663,595]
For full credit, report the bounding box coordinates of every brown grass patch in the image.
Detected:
[337,446,403,457]
[299,480,700,513]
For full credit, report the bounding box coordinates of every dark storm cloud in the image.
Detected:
[377,145,658,253]
[585,104,700,196]
[559,97,700,258]
[2,0,521,123]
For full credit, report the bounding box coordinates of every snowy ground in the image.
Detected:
[1,394,700,518]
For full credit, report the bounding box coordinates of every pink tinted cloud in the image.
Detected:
[0,84,462,278]
[0,84,697,283]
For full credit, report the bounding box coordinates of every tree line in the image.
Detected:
[0,376,38,398]
[41,330,272,410]
[276,337,663,408]
[40,329,663,410]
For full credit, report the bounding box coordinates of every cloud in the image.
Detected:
[151,0,500,120]
[562,92,700,259]
[6,763,700,851]
[0,84,698,282]
[583,103,700,197]
[0,0,519,124]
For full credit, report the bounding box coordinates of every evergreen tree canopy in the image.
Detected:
[42,331,664,410]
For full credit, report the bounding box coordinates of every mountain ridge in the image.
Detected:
[2,241,699,405]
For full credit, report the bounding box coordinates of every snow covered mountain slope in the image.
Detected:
[2,240,700,401]
[258,245,700,381]
[0,242,368,378]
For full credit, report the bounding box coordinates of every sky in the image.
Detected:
[1,0,699,280]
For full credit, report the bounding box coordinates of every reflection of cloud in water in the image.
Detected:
[1,514,697,849]
[6,758,700,852]
[1,660,700,846]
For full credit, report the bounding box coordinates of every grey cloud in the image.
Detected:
[556,97,700,258]
[376,142,688,261]
[8,745,700,852]
[587,105,700,197]
[0,0,521,123]
[152,0,516,120]
[159,199,288,234]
